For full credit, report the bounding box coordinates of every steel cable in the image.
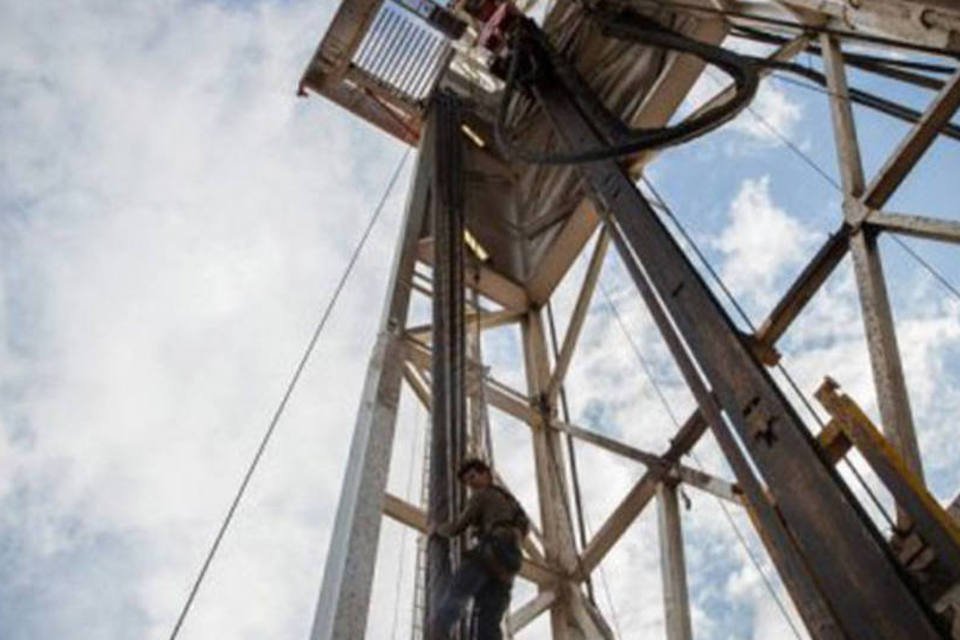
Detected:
[167,149,410,640]
[598,280,805,640]
[697,68,960,305]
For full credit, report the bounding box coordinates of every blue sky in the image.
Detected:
[1,1,959,638]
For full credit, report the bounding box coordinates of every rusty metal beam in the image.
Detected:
[551,419,743,505]
[822,34,925,486]
[753,226,850,362]
[867,211,960,245]
[534,32,942,635]
[546,231,610,403]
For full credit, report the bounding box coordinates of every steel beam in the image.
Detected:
[580,411,708,574]
[851,227,925,480]
[753,226,850,362]
[547,230,610,403]
[867,211,960,245]
[657,482,693,640]
[822,35,867,200]
[406,309,523,341]
[822,34,925,485]
[402,363,432,410]
[309,120,432,640]
[403,337,538,424]
[864,67,960,210]
[551,419,743,505]
[533,32,942,637]
[507,590,557,634]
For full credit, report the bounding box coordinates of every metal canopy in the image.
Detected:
[303,0,960,637]
[301,0,725,300]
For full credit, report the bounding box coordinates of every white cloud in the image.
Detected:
[678,41,802,151]
[728,81,803,146]
[3,2,958,639]
[1,1,414,638]
[713,176,820,311]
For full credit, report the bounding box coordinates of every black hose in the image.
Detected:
[495,9,760,164]
[750,57,960,142]
[731,25,958,79]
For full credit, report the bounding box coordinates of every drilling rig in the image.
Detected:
[299,0,960,637]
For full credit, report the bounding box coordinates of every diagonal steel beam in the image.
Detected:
[551,419,743,505]
[534,26,942,635]
[403,337,538,424]
[753,225,850,363]
[546,230,610,402]
[864,67,960,210]
[580,411,708,574]
[507,590,557,634]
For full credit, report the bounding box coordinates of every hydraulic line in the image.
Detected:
[750,58,960,142]
[731,25,958,82]
[495,9,760,164]
[618,0,960,59]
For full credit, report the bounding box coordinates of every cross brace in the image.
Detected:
[524,21,944,638]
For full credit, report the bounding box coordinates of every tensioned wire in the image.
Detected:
[700,67,960,304]
[167,148,411,640]
[640,176,899,534]
[597,280,805,640]
[683,61,959,525]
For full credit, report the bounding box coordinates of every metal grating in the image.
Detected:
[352,0,453,102]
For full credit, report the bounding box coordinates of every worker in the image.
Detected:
[429,458,528,639]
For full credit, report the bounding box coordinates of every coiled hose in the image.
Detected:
[495,7,760,164]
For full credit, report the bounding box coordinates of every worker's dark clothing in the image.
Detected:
[435,485,525,540]
[432,485,525,639]
[433,552,511,639]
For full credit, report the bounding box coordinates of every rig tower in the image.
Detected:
[300,0,960,637]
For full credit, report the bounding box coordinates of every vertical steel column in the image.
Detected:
[310,138,432,638]
[821,34,924,484]
[522,307,603,639]
[426,90,468,639]
[656,482,693,640]
[528,32,944,638]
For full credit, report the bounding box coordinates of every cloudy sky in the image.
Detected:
[1,1,958,639]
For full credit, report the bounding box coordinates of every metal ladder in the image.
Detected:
[411,412,431,640]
